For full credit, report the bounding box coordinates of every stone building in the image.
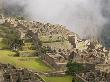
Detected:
[79,70,110,82]
[68,35,78,48]
[68,35,90,50]
[96,64,110,73]
[42,53,67,70]
[0,63,45,82]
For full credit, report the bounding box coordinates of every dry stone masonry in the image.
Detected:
[0,63,45,82]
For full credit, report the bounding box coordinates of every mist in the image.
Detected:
[3,0,109,39]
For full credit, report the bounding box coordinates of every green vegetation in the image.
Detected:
[0,50,52,72]
[0,25,21,49]
[16,16,24,20]
[22,42,36,50]
[19,50,36,53]
[10,38,24,50]
[43,76,79,82]
[0,38,7,49]
[66,62,84,75]
[0,25,80,82]
[0,25,20,39]
[0,25,52,72]
[43,76,74,82]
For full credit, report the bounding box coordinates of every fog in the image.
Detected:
[3,0,109,40]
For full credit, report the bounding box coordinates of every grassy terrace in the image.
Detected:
[43,76,79,82]
[0,38,7,49]
[0,50,52,72]
[0,25,52,72]
[19,50,36,53]
[0,47,74,82]
[0,25,75,82]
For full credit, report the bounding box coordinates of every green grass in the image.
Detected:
[0,50,15,55]
[0,25,78,82]
[19,50,36,53]
[43,76,75,82]
[0,25,20,39]
[0,25,52,72]
[13,57,52,72]
[0,50,52,72]
[0,38,7,49]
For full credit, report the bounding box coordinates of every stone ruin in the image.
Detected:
[69,46,110,65]
[68,35,110,64]
[1,14,110,72]
[0,15,74,70]
[0,63,45,82]
[0,15,74,39]
[78,70,110,82]
[41,45,73,70]
[42,52,67,70]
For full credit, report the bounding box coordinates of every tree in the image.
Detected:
[66,62,84,75]
[16,16,24,20]
[72,78,75,82]
[10,39,23,51]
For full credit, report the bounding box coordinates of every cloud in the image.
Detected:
[4,0,107,39]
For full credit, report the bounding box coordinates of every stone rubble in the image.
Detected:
[0,63,45,82]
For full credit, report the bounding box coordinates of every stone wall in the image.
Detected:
[0,63,46,82]
[42,53,67,70]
